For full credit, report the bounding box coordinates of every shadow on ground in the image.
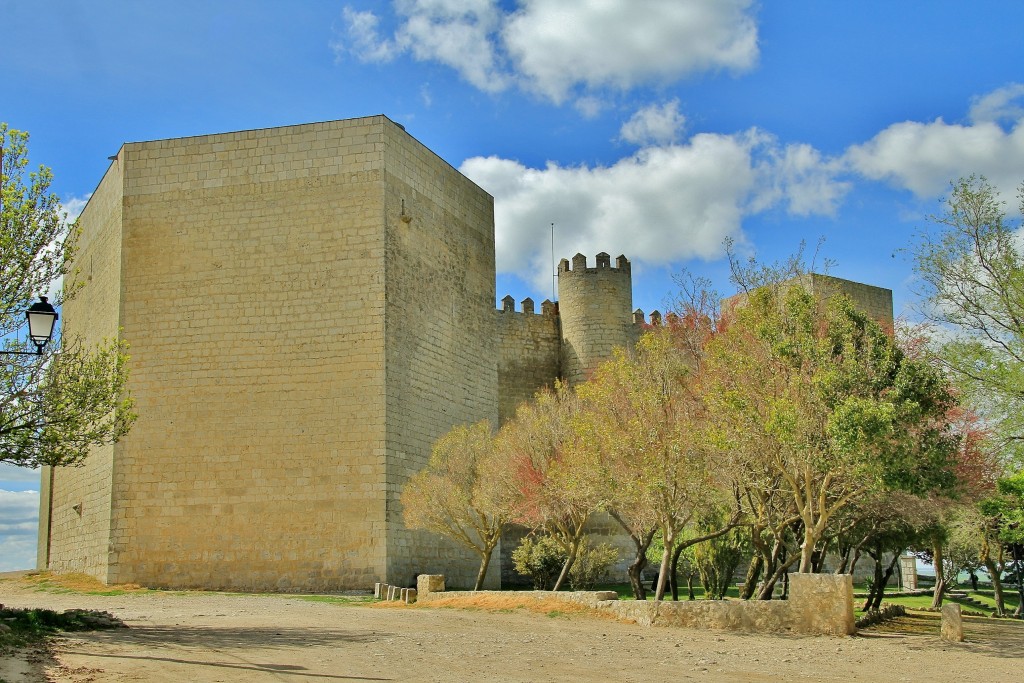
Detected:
[858,612,1024,659]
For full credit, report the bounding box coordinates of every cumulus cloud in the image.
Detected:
[504,0,758,103]
[460,128,847,291]
[969,83,1024,125]
[0,489,39,571]
[335,1,509,93]
[845,85,1024,201]
[619,100,686,146]
[335,0,758,105]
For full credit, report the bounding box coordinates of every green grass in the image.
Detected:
[860,588,1020,618]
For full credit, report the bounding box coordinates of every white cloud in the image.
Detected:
[619,100,686,146]
[504,0,758,104]
[0,463,40,483]
[845,85,1024,201]
[61,193,90,222]
[333,7,400,62]
[335,0,759,105]
[460,128,846,292]
[336,1,509,93]
[0,489,39,571]
[969,83,1024,125]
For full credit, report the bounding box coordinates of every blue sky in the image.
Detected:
[2,0,1024,570]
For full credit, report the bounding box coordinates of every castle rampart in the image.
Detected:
[496,297,560,425]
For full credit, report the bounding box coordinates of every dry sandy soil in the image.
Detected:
[2,573,1022,683]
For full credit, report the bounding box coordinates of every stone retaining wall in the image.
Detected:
[411,573,855,637]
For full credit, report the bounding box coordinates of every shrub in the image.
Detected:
[569,539,619,590]
[512,535,567,589]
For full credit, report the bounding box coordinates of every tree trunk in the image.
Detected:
[1013,543,1024,619]
[869,552,901,611]
[983,554,1005,617]
[811,537,830,573]
[798,523,817,573]
[687,572,696,600]
[835,544,851,574]
[552,541,579,592]
[931,541,946,609]
[758,550,800,600]
[862,546,883,612]
[670,542,686,601]
[609,512,655,601]
[741,555,763,600]
[654,537,674,601]
[473,540,496,591]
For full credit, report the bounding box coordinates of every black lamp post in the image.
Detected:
[1,296,59,356]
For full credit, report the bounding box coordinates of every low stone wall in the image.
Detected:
[409,573,855,637]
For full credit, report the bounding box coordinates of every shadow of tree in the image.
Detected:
[857,612,1024,659]
[57,625,395,680]
[77,624,388,649]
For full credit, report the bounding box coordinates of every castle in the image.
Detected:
[37,116,892,591]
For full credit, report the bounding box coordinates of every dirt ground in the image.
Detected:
[2,574,1022,683]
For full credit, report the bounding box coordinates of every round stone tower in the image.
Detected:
[557,252,634,386]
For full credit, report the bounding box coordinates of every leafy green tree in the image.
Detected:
[1,124,134,469]
[692,523,747,600]
[912,176,1024,466]
[703,283,960,574]
[979,472,1024,616]
[401,420,514,590]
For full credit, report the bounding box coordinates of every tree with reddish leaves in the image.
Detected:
[497,384,604,592]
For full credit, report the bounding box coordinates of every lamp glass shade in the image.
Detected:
[26,297,58,346]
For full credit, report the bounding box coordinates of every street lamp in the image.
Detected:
[1,296,59,356]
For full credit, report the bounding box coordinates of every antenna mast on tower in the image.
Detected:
[551,222,556,302]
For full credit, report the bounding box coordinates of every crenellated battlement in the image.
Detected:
[558,252,631,275]
[498,295,558,316]
[631,309,663,325]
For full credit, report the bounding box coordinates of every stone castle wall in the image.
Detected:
[380,121,500,589]
[496,298,561,425]
[41,159,125,580]
[109,118,394,591]
[803,273,894,330]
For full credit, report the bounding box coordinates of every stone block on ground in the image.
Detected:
[941,603,964,642]
[417,574,445,598]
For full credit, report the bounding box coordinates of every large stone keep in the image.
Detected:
[38,116,894,592]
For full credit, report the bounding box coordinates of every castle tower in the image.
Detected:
[39,116,499,592]
[557,252,634,385]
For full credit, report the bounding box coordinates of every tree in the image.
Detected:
[1,124,134,469]
[401,420,513,590]
[912,176,1024,466]
[499,384,603,591]
[703,283,960,575]
[576,329,734,601]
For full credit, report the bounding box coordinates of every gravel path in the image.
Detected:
[2,577,1021,682]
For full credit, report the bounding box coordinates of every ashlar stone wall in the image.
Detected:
[41,159,125,581]
[495,297,560,425]
[381,121,500,589]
